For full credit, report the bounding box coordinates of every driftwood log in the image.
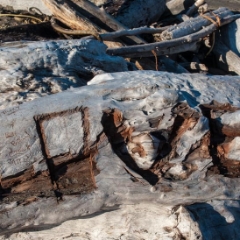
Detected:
[220,18,240,56]
[115,0,166,28]
[161,7,233,40]
[0,39,128,109]
[106,13,240,57]
[70,0,146,44]
[213,40,240,75]
[42,0,146,46]
[1,71,240,239]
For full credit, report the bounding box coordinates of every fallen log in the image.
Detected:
[185,0,205,17]
[99,26,169,41]
[42,0,101,33]
[43,0,146,45]
[220,18,240,56]
[1,71,240,234]
[115,0,167,28]
[70,0,146,44]
[106,14,240,57]
[161,7,233,40]
[213,40,240,75]
[198,3,208,14]
[0,39,128,109]
[119,41,199,58]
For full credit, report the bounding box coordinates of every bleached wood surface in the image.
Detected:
[0,39,128,110]
[221,19,240,56]
[1,71,240,240]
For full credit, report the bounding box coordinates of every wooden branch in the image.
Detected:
[115,41,199,58]
[70,0,146,44]
[161,8,233,40]
[185,0,205,17]
[0,39,128,108]
[198,3,208,14]
[164,0,195,16]
[42,0,128,48]
[42,0,101,33]
[115,0,166,28]
[220,18,240,56]
[99,26,169,41]
[106,14,240,57]
[213,40,240,75]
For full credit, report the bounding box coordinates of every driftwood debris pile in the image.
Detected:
[0,0,240,76]
[0,0,240,239]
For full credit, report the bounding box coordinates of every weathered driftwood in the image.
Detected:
[185,0,205,16]
[42,0,101,33]
[106,14,240,56]
[99,26,169,41]
[213,40,240,75]
[198,3,208,14]
[0,204,203,239]
[1,71,240,237]
[115,0,166,28]
[70,0,146,44]
[42,0,146,47]
[164,0,195,16]
[180,62,209,71]
[220,18,240,56]
[118,41,199,58]
[161,7,233,40]
[0,39,128,109]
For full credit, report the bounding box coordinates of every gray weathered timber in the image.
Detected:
[221,19,240,56]
[0,39,128,110]
[116,0,166,28]
[161,7,233,40]
[106,14,240,57]
[1,71,240,235]
[213,40,240,75]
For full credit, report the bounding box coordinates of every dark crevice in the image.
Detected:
[101,109,159,185]
[199,103,240,177]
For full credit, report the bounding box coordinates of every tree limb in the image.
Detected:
[106,14,240,57]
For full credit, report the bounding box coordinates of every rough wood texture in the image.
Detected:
[220,18,240,56]
[161,7,233,40]
[213,39,240,75]
[42,0,146,46]
[0,39,128,110]
[106,13,240,57]
[1,71,240,238]
[115,0,166,28]
[70,0,146,44]
[42,0,101,33]
[164,0,195,16]
[185,0,205,16]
